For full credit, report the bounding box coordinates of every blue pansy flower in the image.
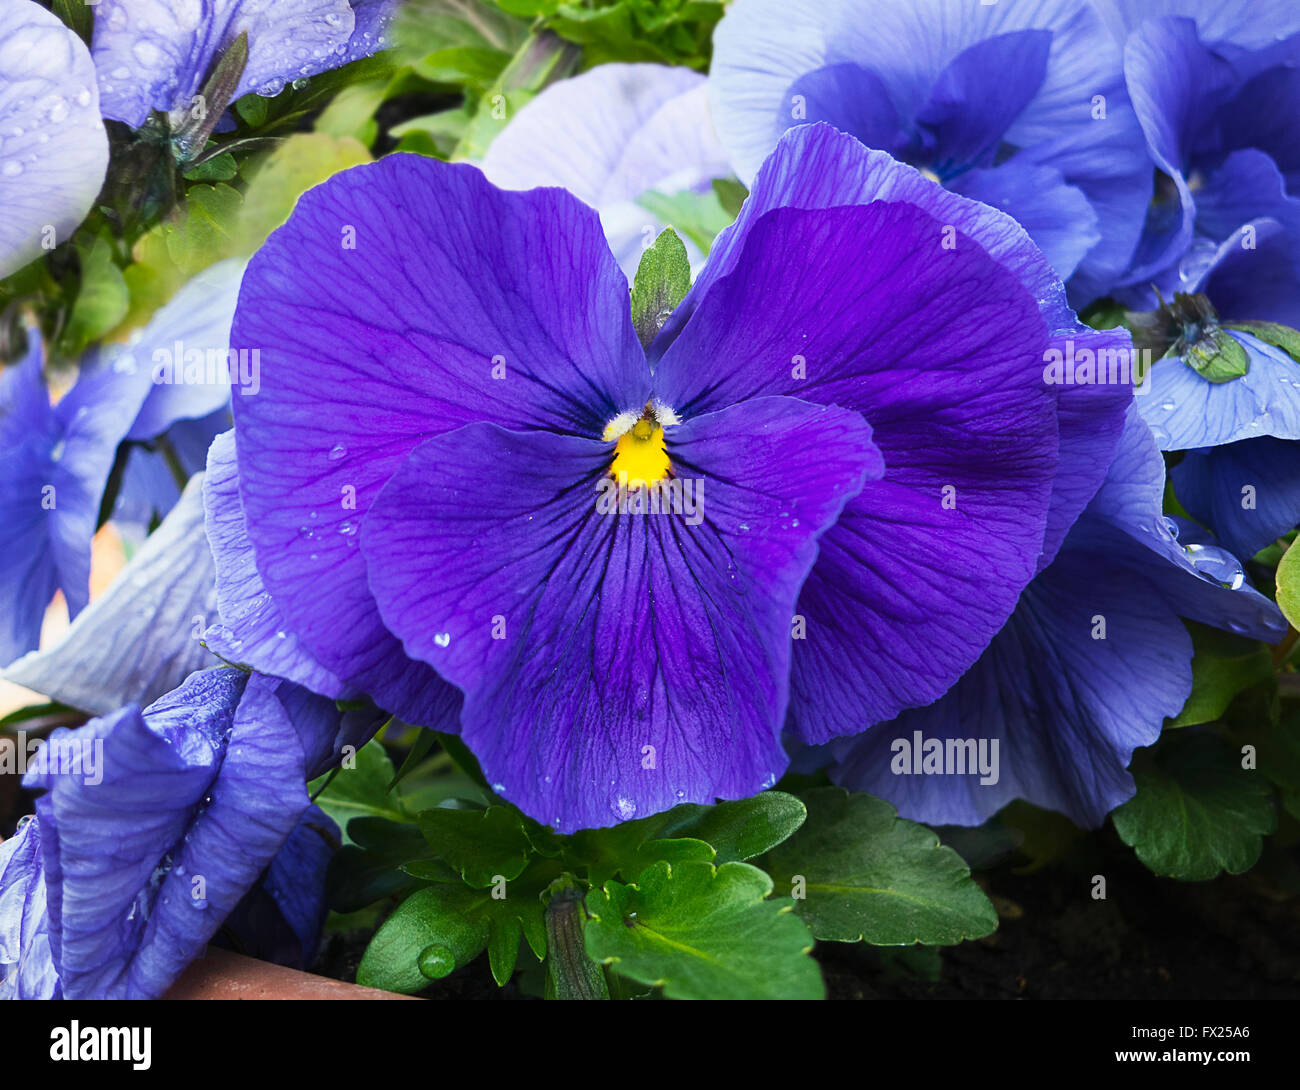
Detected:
[708,0,1152,302]
[92,0,398,128]
[0,332,151,665]
[826,407,1285,827]
[482,63,732,279]
[0,0,109,279]
[210,124,1128,831]
[0,668,380,999]
[1097,0,1300,557]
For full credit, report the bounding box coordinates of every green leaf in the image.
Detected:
[52,0,92,43]
[63,237,129,353]
[585,860,823,1000]
[357,885,493,992]
[357,867,548,991]
[1277,541,1300,629]
[181,151,238,182]
[310,739,409,833]
[656,792,806,863]
[544,880,609,999]
[1182,328,1250,383]
[1112,732,1276,880]
[629,227,690,348]
[417,805,534,887]
[1169,640,1275,727]
[235,93,269,128]
[387,727,438,791]
[1224,320,1300,364]
[766,787,998,945]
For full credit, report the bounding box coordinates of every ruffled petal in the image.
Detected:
[202,430,353,699]
[23,669,366,998]
[0,818,59,1000]
[1173,438,1300,560]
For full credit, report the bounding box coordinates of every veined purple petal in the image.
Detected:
[231,155,645,723]
[0,1,108,279]
[653,180,1110,740]
[361,398,881,830]
[125,257,247,442]
[1173,438,1300,560]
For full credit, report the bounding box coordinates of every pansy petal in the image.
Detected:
[950,160,1099,281]
[1173,438,1300,560]
[653,192,1121,737]
[0,335,151,662]
[361,397,880,830]
[203,430,353,700]
[24,669,360,998]
[482,64,730,281]
[1069,407,1285,641]
[218,804,335,969]
[652,126,1130,576]
[828,542,1190,828]
[914,29,1053,172]
[1139,332,1300,450]
[0,818,59,1000]
[2,476,219,715]
[231,155,645,722]
[0,1,108,280]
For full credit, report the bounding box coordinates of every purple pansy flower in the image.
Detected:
[0,668,379,1000]
[215,123,1128,831]
[0,0,109,279]
[91,0,399,128]
[481,63,732,279]
[708,0,1152,302]
[826,407,1285,828]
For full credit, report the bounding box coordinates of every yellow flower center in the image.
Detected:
[605,408,672,489]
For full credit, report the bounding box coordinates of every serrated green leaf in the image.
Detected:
[657,792,806,862]
[629,227,689,348]
[1112,732,1276,880]
[418,805,534,887]
[585,860,823,1000]
[767,787,998,945]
